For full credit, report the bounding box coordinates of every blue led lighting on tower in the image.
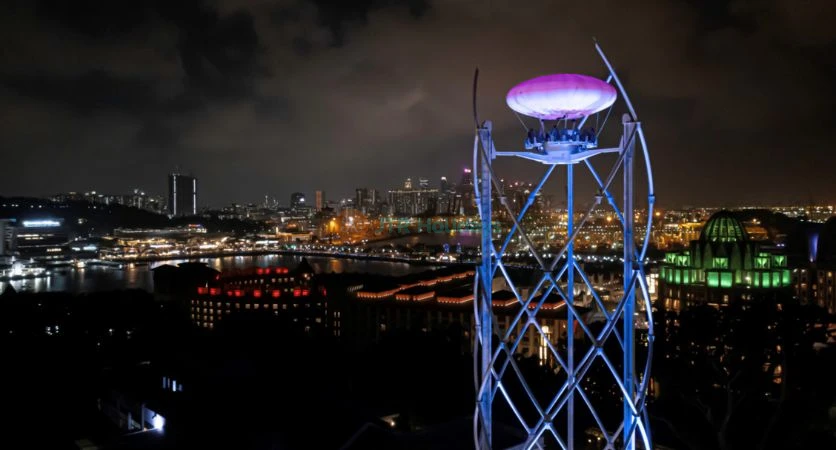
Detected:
[472,41,656,449]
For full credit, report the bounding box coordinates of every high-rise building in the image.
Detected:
[404,178,413,190]
[290,192,306,210]
[0,219,13,256]
[460,168,473,187]
[315,190,325,211]
[438,176,455,215]
[168,173,197,217]
[355,188,382,216]
[419,177,430,189]
[453,168,476,215]
[355,188,368,210]
[388,188,439,216]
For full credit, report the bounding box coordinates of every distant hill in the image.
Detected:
[0,196,264,235]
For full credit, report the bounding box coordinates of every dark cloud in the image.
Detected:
[178,10,261,78]
[1,70,157,114]
[309,0,431,46]
[0,0,833,208]
[291,36,313,56]
[134,120,181,150]
[268,0,432,47]
[254,95,292,119]
[691,0,760,33]
[35,0,150,38]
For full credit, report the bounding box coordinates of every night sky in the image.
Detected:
[1,1,834,208]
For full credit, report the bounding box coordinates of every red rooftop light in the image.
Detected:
[253,290,262,298]
[197,287,208,294]
[256,268,264,275]
[271,290,281,298]
[233,289,244,297]
[209,288,220,296]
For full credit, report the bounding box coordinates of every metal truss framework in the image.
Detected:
[473,42,656,450]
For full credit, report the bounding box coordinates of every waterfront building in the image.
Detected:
[349,268,588,366]
[187,261,589,366]
[190,261,323,332]
[0,219,12,256]
[8,218,70,260]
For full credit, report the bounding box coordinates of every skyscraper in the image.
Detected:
[438,177,453,214]
[404,178,413,190]
[355,188,382,216]
[388,182,439,216]
[355,188,368,209]
[168,173,197,217]
[290,192,306,210]
[315,190,325,211]
[419,177,430,189]
[455,168,476,215]
[460,168,473,186]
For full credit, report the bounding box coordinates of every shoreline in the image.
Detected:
[100,249,476,268]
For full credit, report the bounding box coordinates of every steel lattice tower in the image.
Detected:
[473,42,655,450]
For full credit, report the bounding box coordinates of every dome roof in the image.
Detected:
[700,210,748,243]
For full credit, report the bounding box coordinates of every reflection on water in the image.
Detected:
[0,254,431,294]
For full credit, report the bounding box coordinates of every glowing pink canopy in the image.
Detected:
[506,74,617,120]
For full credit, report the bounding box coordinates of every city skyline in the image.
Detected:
[2,3,834,450]
[24,165,836,212]
[1,2,834,206]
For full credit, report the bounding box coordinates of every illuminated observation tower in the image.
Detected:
[472,41,655,449]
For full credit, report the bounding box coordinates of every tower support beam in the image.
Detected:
[476,123,494,449]
[622,114,637,450]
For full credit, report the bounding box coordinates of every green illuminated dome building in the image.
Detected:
[658,210,791,311]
